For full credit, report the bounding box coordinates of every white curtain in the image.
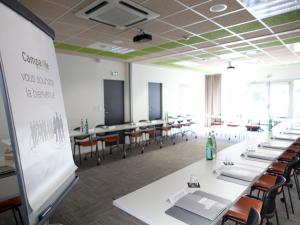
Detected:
[205,74,221,126]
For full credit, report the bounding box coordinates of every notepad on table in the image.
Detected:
[174,192,227,221]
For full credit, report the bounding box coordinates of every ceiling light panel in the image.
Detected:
[241,0,300,19]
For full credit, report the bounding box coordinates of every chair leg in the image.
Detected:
[287,186,294,214]
[78,145,82,165]
[16,207,24,225]
[294,173,300,200]
[221,216,226,225]
[275,204,280,225]
[282,188,290,219]
[12,208,19,225]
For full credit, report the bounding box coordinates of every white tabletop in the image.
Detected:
[113,123,298,225]
[69,120,166,138]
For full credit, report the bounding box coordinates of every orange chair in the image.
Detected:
[0,196,23,225]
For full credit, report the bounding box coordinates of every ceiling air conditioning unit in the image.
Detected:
[75,0,159,29]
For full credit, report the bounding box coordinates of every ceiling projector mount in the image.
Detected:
[227,61,235,69]
[133,29,152,43]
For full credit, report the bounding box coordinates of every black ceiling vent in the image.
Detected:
[76,0,159,30]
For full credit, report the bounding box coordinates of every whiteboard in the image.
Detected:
[0,1,77,220]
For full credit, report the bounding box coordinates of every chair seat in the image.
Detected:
[267,162,286,174]
[288,145,300,152]
[127,132,143,137]
[182,122,192,127]
[77,139,97,147]
[172,124,182,129]
[145,129,158,135]
[0,196,21,213]
[253,174,276,191]
[278,152,297,162]
[225,196,263,223]
[100,136,118,143]
[160,127,171,131]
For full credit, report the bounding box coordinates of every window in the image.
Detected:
[293,80,300,119]
[270,82,290,118]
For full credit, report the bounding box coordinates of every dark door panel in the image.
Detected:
[104,80,124,125]
[148,82,162,120]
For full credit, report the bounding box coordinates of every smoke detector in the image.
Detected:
[75,0,159,29]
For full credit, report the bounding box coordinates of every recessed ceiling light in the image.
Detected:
[210,4,228,13]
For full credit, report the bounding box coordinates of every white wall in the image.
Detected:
[131,63,205,124]
[56,53,129,130]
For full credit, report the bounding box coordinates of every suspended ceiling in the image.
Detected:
[20,0,300,73]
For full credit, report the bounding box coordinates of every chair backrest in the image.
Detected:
[283,157,299,183]
[246,208,261,225]
[73,127,89,140]
[261,175,286,216]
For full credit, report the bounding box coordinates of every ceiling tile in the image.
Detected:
[46,0,81,8]
[57,12,97,28]
[142,0,186,18]
[225,41,248,48]
[150,36,170,45]
[213,10,256,27]
[70,0,98,12]
[183,20,220,35]
[201,29,232,40]
[161,29,191,40]
[93,23,125,35]
[131,0,147,4]
[193,41,217,49]
[240,29,272,39]
[143,20,175,34]
[278,31,300,40]
[205,46,226,52]
[55,34,70,42]
[271,21,300,34]
[193,0,244,18]
[250,36,278,45]
[262,9,300,27]
[77,30,113,42]
[117,28,139,40]
[228,21,265,34]
[178,0,208,7]
[50,22,84,36]
[162,9,205,27]
[20,0,67,21]
[173,46,196,53]
[66,37,95,47]
[215,35,242,44]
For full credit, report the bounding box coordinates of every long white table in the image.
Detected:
[113,124,297,225]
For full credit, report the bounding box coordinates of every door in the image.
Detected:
[148,82,162,120]
[104,80,124,125]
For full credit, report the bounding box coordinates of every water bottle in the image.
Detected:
[205,133,213,160]
[268,117,273,137]
[211,131,217,158]
[85,119,89,134]
[80,119,84,132]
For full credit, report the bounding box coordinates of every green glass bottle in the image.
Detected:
[85,119,89,134]
[268,117,273,133]
[206,133,213,160]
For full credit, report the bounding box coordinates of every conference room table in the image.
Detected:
[113,123,297,225]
